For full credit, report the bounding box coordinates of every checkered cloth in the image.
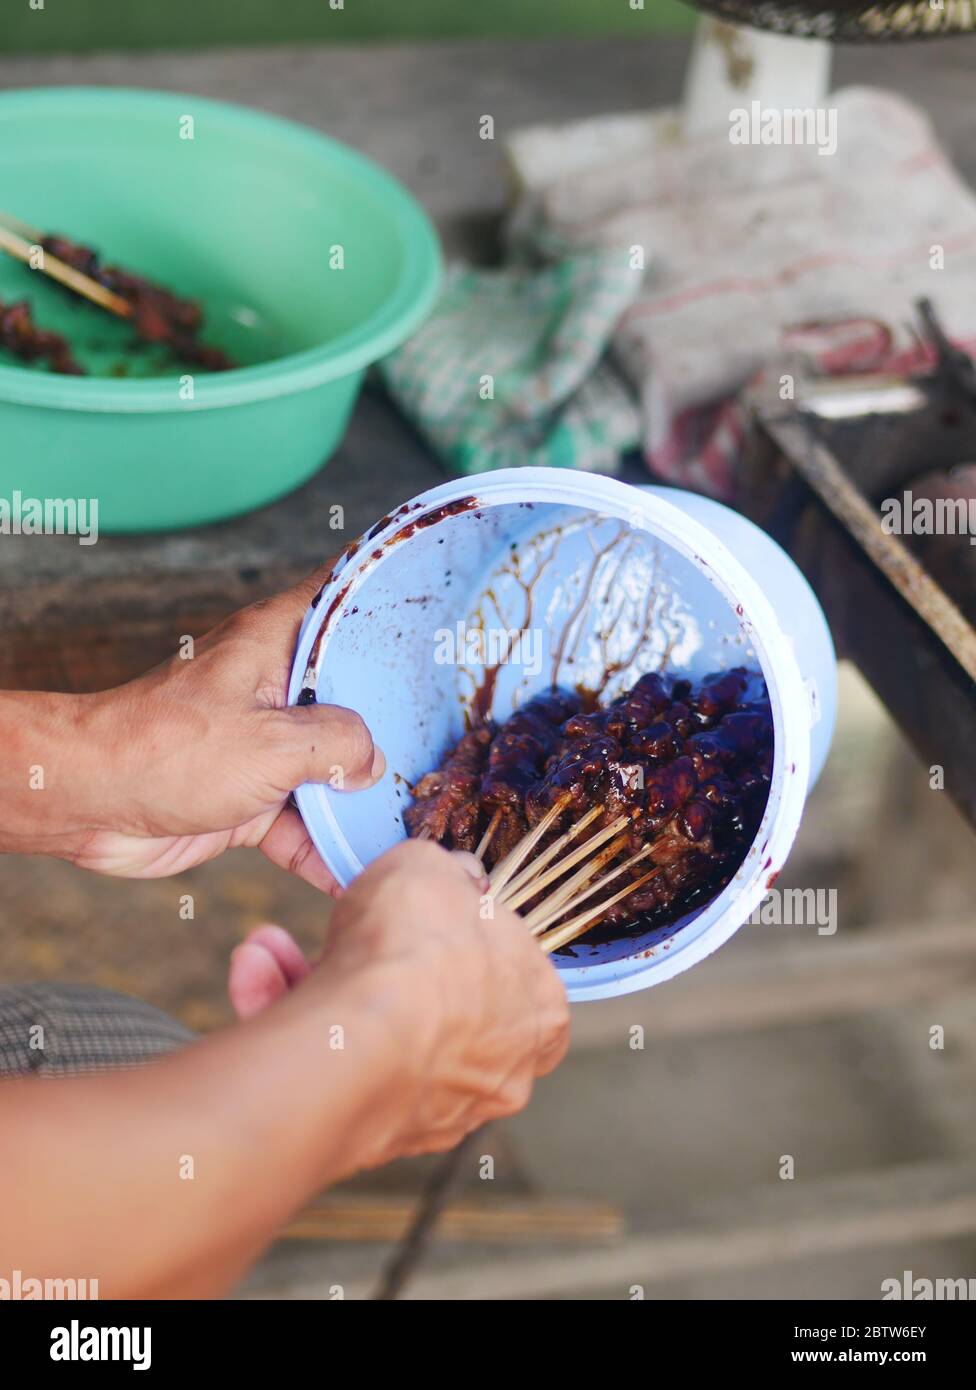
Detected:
[380,250,642,475]
[0,983,193,1077]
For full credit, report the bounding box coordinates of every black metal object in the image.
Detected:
[741,303,976,829]
[917,297,976,405]
[371,1127,486,1300]
[691,0,976,41]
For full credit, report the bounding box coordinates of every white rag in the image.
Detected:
[508,86,976,498]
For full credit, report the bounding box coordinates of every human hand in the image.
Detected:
[228,840,570,1164]
[59,566,383,887]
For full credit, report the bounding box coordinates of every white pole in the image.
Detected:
[682,17,832,137]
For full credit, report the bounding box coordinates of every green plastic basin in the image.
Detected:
[0,87,441,532]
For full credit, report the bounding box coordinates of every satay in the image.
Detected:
[405,668,773,946]
[0,298,84,375]
[40,234,234,371]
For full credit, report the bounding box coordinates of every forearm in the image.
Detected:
[0,973,408,1298]
[0,689,116,858]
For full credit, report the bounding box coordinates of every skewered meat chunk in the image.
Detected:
[479,690,583,852]
[602,672,671,738]
[0,298,84,375]
[406,667,773,946]
[525,734,622,821]
[491,807,530,862]
[40,233,235,372]
[481,689,582,810]
[404,726,493,850]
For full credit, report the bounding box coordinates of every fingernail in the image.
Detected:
[451,850,490,892]
[370,746,387,782]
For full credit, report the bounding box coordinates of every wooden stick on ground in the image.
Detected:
[284,1195,624,1244]
[757,398,976,683]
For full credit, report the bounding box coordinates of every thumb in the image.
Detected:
[258,703,385,793]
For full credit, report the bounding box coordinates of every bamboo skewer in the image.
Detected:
[486,794,570,897]
[497,811,632,912]
[494,804,604,907]
[523,840,655,936]
[475,808,503,861]
[538,867,662,955]
[0,210,41,239]
[416,772,662,947]
[0,220,132,319]
[522,837,626,934]
[418,804,658,948]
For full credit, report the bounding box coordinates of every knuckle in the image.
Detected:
[355,840,462,922]
[258,712,308,777]
[492,1073,534,1118]
[492,911,546,964]
[324,705,373,773]
[386,839,482,907]
[382,837,452,878]
[540,960,570,1014]
[537,1014,571,1074]
[287,835,316,881]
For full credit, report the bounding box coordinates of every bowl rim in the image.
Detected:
[0,86,442,413]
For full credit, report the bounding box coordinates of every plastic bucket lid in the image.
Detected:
[291,468,825,1001]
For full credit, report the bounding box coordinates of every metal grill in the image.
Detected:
[693,0,976,40]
